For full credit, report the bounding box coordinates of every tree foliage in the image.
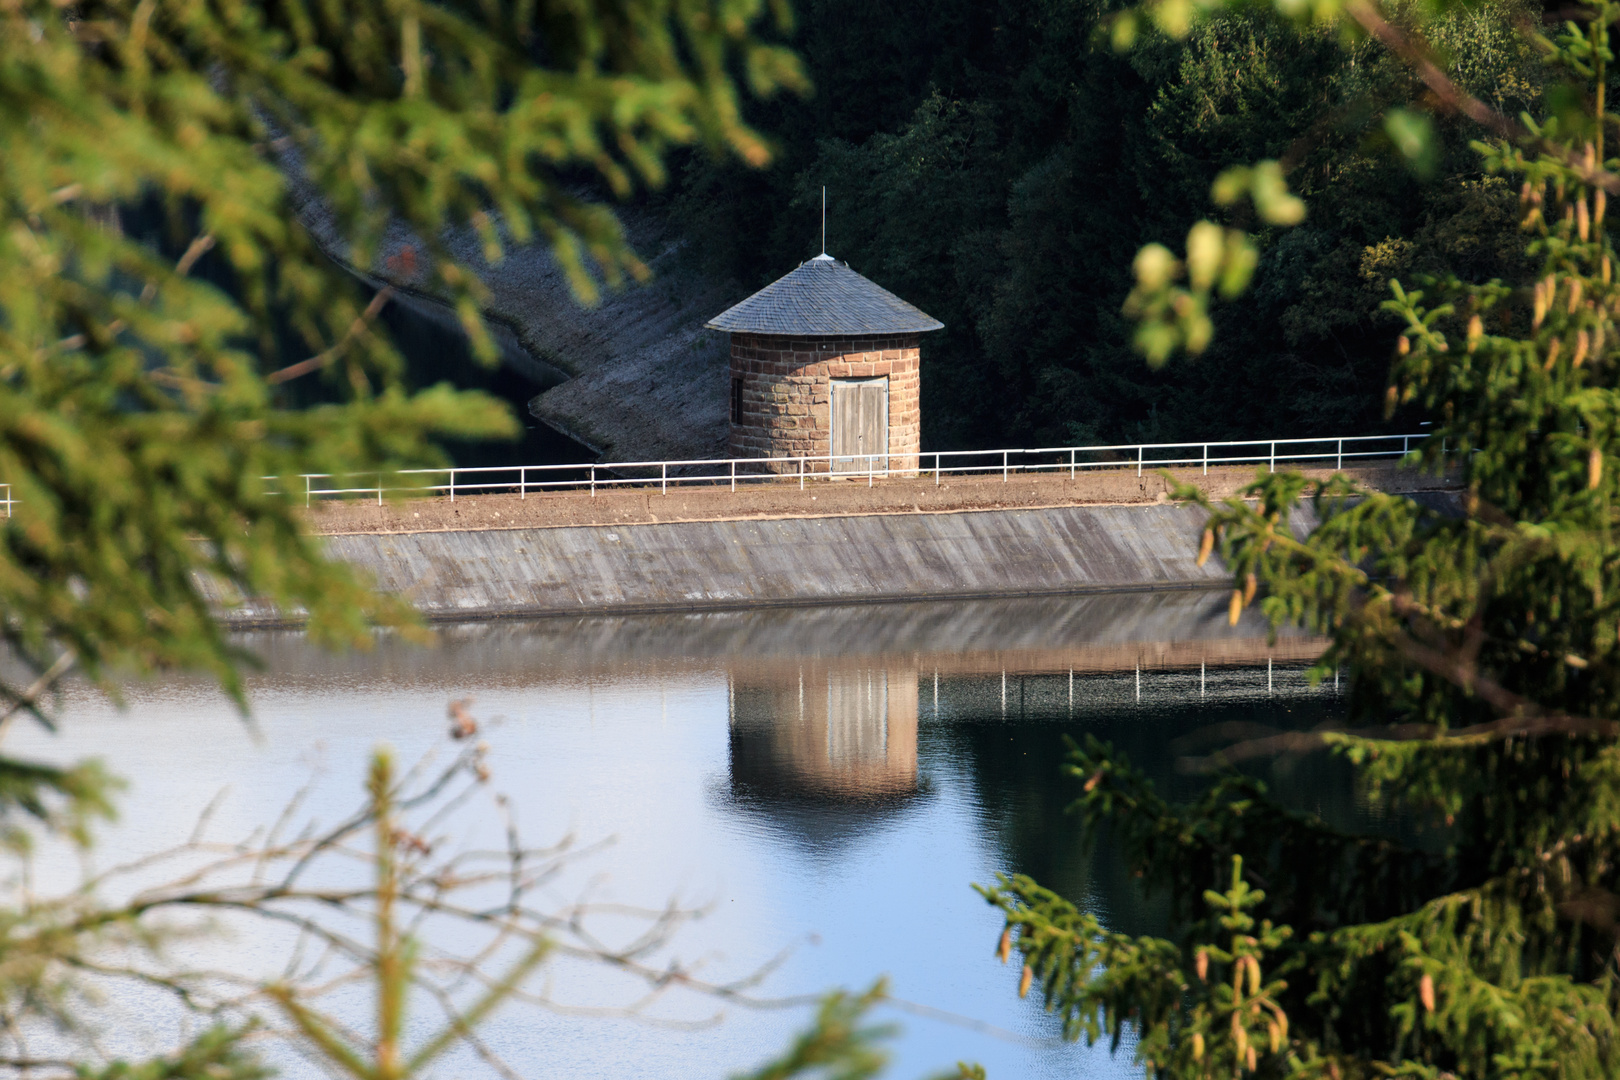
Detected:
[78,1027,272,1080]
[0,0,804,717]
[980,0,1620,1074]
[0,0,829,1073]
[671,0,1546,449]
[0,0,807,920]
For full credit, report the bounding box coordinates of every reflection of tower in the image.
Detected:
[728,660,919,803]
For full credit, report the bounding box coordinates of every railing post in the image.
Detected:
[663,462,668,496]
[590,464,595,498]
[305,474,311,508]
[520,466,526,500]
[1269,442,1275,473]
[1137,446,1143,477]
[730,459,736,492]
[450,469,455,503]
[1003,450,1008,482]
[1070,448,1076,480]
[377,473,383,507]
[1336,439,1342,471]
[1203,444,1208,476]
[868,455,874,487]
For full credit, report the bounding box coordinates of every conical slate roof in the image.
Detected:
[705,254,943,336]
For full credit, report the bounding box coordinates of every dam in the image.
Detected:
[213,460,1458,625]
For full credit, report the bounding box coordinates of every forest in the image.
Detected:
[661,0,1549,449]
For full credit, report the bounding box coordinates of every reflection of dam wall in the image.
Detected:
[729,659,920,801]
[724,651,1341,808]
[220,591,1325,693]
[208,503,1322,625]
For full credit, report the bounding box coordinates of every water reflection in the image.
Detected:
[730,660,921,803]
[929,662,1357,941]
[220,588,1320,683]
[724,658,927,859]
[11,590,1340,1080]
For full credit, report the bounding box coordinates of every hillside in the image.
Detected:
[294,172,739,464]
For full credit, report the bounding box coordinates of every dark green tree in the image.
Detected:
[671,0,1548,450]
[982,0,1620,1075]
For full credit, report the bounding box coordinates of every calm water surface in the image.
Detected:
[17,593,1348,1079]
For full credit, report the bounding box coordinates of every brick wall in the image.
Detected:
[727,332,922,474]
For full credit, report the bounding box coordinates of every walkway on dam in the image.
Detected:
[302,462,1458,535]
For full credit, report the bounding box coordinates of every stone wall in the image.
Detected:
[207,503,1261,624]
[727,332,921,473]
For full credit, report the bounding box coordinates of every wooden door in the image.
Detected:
[830,378,888,473]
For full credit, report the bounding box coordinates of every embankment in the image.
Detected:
[213,501,1276,626]
[214,468,1462,626]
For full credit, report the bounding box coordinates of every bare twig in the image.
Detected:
[188,787,232,847]
[139,232,216,304]
[0,714,845,1076]
[174,234,216,278]
[0,651,76,744]
[1345,0,1519,139]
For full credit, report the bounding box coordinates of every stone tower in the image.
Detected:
[705,255,943,474]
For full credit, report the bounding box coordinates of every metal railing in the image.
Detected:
[278,432,1430,505]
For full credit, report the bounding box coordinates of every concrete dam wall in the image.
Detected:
[215,503,1293,625]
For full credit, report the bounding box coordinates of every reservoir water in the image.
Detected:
[15,592,1347,1079]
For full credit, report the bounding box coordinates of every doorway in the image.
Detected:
[826,668,888,765]
[830,377,889,473]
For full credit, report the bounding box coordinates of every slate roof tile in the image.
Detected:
[705,254,944,335]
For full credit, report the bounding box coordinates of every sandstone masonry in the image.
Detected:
[727,332,921,474]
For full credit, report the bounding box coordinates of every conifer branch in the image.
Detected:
[0,650,75,742]
[1348,0,1620,193]
[265,287,395,385]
